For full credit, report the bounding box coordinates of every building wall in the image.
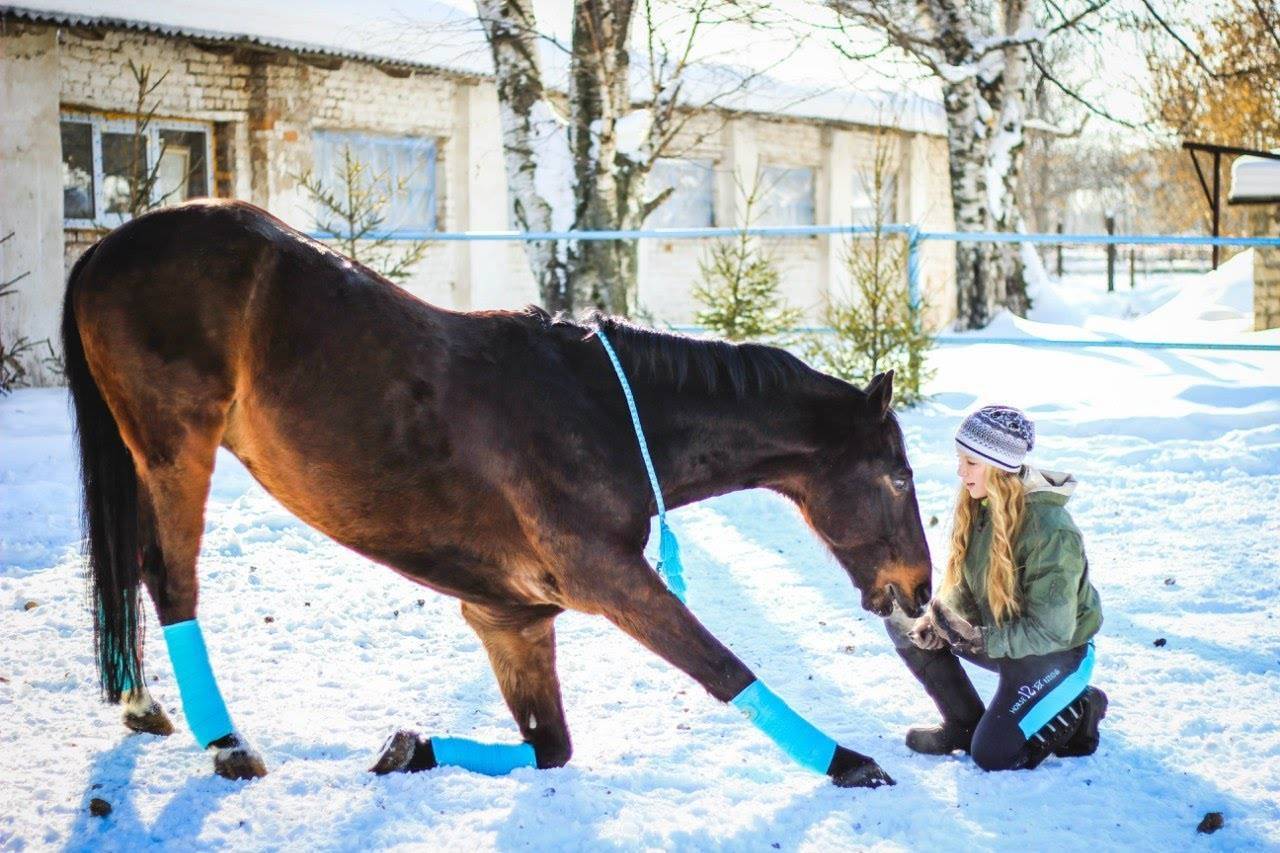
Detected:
[1,20,954,386]
[0,26,64,387]
[1248,205,1280,330]
[635,115,956,327]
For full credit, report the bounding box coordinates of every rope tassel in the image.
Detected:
[657,519,687,602]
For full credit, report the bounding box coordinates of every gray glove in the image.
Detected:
[908,614,948,650]
[929,598,985,656]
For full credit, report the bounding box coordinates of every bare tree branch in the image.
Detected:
[1253,0,1280,53]
[1028,46,1143,129]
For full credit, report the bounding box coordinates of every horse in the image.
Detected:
[61,199,932,789]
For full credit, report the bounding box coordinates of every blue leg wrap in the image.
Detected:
[731,680,837,774]
[162,619,234,748]
[1018,642,1096,738]
[430,737,537,776]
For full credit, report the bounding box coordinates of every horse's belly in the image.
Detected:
[221,403,554,606]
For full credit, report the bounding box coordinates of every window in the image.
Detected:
[646,158,715,228]
[61,121,94,220]
[59,114,211,227]
[759,165,815,226]
[852,171,898,225]
[313,131,437,234]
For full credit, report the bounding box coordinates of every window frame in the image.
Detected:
[759,164,816,227]
[311,129,439,236]
[645,157,717,229]
[60,111,214,229]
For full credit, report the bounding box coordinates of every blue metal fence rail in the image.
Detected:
[312,225,1280,353]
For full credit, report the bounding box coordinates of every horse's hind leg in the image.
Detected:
[133,432,267,780]
[372,603,570,775]
[580,555,894,789]
[120,503,175,736]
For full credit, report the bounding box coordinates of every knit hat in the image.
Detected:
[955,405,1035,473]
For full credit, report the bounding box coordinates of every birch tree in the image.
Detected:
[827,0,1110,328]
[475,0,791,316]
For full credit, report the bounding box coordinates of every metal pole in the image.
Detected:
[1056,222,1064,277]
[1212,151,1221,269]
[1106,214,1116,293]
[907,225,922,330]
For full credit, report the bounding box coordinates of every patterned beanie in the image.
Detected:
[955,405,1035,473]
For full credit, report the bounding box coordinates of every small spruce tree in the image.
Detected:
[692,173,801,341]
[295,146,431,284]
[805,131,933,408]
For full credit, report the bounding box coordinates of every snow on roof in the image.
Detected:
[1230,154,1280,204]
[2,0,945,135]
[2,0,493,75]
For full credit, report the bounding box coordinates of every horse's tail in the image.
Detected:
[62,242,144,703]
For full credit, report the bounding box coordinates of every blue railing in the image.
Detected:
[311,225,1280,353]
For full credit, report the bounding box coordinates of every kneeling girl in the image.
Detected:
[888,405,1107,771]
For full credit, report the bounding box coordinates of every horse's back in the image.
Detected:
[67,200,615,601]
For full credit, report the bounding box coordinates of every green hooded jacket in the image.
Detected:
[940,467,1103,659]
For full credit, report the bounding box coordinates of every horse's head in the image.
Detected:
[789,371,932,618]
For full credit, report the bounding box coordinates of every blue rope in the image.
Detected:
[311,225,1280,249]
[594,328,687,602]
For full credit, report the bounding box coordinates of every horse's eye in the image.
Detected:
[891,475,910,492]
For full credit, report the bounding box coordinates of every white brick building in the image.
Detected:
[0,2,955,385]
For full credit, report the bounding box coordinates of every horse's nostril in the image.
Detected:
[915,583,930,607]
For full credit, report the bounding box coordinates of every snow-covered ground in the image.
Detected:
[2,257,1278,851]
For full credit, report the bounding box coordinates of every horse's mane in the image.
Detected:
[524,307,852,400]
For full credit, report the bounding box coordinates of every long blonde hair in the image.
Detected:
[941,466,1027,625]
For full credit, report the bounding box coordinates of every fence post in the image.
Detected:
[1129,248,1136,289]
[907,225,922,331]
[1105,214,1116,293]
[1056,222,1064,277]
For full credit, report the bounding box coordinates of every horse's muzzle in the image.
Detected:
[886,581,929,618]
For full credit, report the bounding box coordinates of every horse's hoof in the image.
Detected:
[370,730,437,775]
[210,735,268,780]
[831,760,896,789]
[828,747,895,789]
[123,702,175,737]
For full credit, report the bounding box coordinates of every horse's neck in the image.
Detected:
[641,383,831,509]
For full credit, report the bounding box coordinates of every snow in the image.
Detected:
[1230,155,1280,203]
[4,0,495,75]
[612,110,652,160]
[973,249,1280,349]
[3,262,1280,850]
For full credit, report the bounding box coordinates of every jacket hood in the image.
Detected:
[1021,466,1076,502]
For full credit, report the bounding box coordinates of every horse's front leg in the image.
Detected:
[372,602,570,775]
[579,553,894,789]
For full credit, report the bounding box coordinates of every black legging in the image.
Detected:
[885,615,1095,770]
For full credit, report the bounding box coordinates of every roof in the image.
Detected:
[1,0,946,135]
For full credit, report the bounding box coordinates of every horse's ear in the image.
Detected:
[866,370,894,418]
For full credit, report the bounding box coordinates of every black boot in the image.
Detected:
[1018,687,1106,769]
[893,642,985,756]
[1054,687,1107,758]
[906,721,976,755]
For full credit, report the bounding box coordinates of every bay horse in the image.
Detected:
[62,199,931,789]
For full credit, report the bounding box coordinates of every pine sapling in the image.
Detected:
[692,174,801,341]
[295,146,431,284]
[805,132,934,407]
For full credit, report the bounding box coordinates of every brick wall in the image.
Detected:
[54,29,475,308]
